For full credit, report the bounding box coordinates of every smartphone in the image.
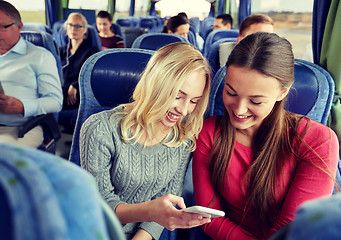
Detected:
[0,81,4,94]
[182,206,225,218]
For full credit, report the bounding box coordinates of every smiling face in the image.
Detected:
[223,65,289,137]
[158,69,206,131]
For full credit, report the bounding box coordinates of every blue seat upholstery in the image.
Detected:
[0,143,125,240]
[200,17,215,40]
[203,29,239,57]
[132,33,188,51]
[207,59,335,125]
[205,37,237,77]
[116,17,133,27]
[22,22,52,34]
[20,30,62,81]
[139,16,157,33]
[189,17,200,35]
[68,48,155,165]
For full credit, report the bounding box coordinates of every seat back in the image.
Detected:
[205,37,237,77]
[69,48,155,165]
[207,59,335,125]
[139,16,157,33]
[200,17,215,40]
[132,33,189,51]
[20,30,62,81]
[0,143,125,240]
[22,22,53,34]
[203,29,239,57]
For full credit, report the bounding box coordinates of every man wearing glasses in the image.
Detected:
[0,1,63,148]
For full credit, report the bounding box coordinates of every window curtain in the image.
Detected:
[312,0,332,64]
[319,0,341,149]
[129,0,135,16]
[238,0,251,26]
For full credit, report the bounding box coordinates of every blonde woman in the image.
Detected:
[80,42,211,240]
[59,13,98,132]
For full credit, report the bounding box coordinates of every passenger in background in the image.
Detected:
[80,42,211,240]
[59,12,98,133]
[213,14,233,31]
[219,14,274,67]
[96,10,125,50]
[177,12,188,20]
[162,15,190,40]
[193,33,339,240]
[237,13,274,42]
[0,1,62,148]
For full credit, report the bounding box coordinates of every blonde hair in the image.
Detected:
[118,42,210,151]
[64,12,88,34]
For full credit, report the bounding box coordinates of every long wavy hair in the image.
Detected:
[117,42,210,151]
[207,32,334,236]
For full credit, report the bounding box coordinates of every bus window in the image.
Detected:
[10,0,45,24]
[156,0,210,20]
[68,0,108,12]
[252,0,314,62]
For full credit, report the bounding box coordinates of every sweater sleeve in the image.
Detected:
[140,146,192,240]
[269,119,339,235]
[192,117,255,240]
[80,112,125,210]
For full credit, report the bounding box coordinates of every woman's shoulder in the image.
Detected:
[298,117,338,146]
[83,107,123,132]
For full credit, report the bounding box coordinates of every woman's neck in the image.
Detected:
[70,38,83,55]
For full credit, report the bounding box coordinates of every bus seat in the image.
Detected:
[270,193,341,240]
[139,16,157,33]
[0,143,125,240]
[188,30,199,49]
[121,27,148,48]
[68,48,155,165]
[206,59,335,126]
[132,33,189,51]
[115,17,133,27]
[63,8,96,25]
[189,17,200,35]
[200,17,215,40]
[20,30,63,153]
[22,22,53,34]
[205,37,237,77]
[203,29,238,57]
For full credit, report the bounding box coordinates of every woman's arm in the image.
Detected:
[193,117,255,240]
[270,122,339,234]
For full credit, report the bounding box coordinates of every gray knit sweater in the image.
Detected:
[80,107,192,240]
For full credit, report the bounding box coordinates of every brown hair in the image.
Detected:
[0,1,22,24]
[239,14,274,37]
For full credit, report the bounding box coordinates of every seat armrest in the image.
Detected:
[18,114,61,141]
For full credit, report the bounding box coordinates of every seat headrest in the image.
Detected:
[90,51,153,106]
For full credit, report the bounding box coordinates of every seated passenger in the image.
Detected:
[219,13,274,67]
[162,15,190,40]
[80,42,211,240]
[213,14,233,31]
[96,10,125,50]
[59,12,99,132]
[193,32,339,240]
[0,1,62,148]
